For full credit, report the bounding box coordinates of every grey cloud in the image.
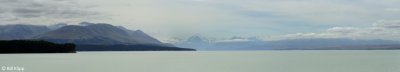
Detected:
[373,20,400,28]
[0,0,19,3]
[13,9,43,14]
[268,20,400,41]
[0,10,4,14]
[0,0,101,23]
[12,8,44,18]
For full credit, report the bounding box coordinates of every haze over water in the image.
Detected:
[1,51,400,72]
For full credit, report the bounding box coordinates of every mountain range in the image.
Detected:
[176,35,400,50]
[2,22,400,51]
[0,22,194,51]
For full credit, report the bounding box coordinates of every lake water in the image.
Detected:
[1,50,400,72]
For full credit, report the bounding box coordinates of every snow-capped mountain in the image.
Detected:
[176,35,212,50]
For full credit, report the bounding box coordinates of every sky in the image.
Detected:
[1,0,400,42]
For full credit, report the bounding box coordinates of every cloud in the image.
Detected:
[373,20,400,28]
[267,20,400,41]
[75,0,398,42]
[1,0,400,42]
[0,0,101,24]
[139,0,400,40]
[385,8,400,12]
[217,37,263,43]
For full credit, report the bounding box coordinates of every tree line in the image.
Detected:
[0,40,76,53]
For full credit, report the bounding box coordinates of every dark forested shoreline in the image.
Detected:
[0,40,195,53]
[0,40,76,53]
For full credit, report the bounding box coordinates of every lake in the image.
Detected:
[1,50,400,72]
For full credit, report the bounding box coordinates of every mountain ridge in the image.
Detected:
[34,22,167,46]
[0,22,196,51]
[0,24,51,40]
[0,22,181,47]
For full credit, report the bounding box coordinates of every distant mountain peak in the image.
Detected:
[116,26,129,30]
[48,23,68,30]
[188,35,205,42]
[175,34,212,50]
[79,22,93,26]
[135,29,144,33]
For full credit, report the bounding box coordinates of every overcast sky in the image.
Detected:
[1,0,400,42]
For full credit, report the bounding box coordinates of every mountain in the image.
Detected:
[210,38,400,50]
[35,22,166,46]
[187,35,206,43]
[0,22,194,51]
[47,23,68,30]
[312,44,400,50]
[176,36,270,50]
[0,24,51,40]
[175,36,400,50]
[126,29,163,45]
[260,38,400,50]
[208,37,265,50]
[176,35,211,50]
[116,26,175,47]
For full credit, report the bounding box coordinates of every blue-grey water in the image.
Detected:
[1,50,400,72]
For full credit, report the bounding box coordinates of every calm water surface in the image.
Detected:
[1,50,400,72]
